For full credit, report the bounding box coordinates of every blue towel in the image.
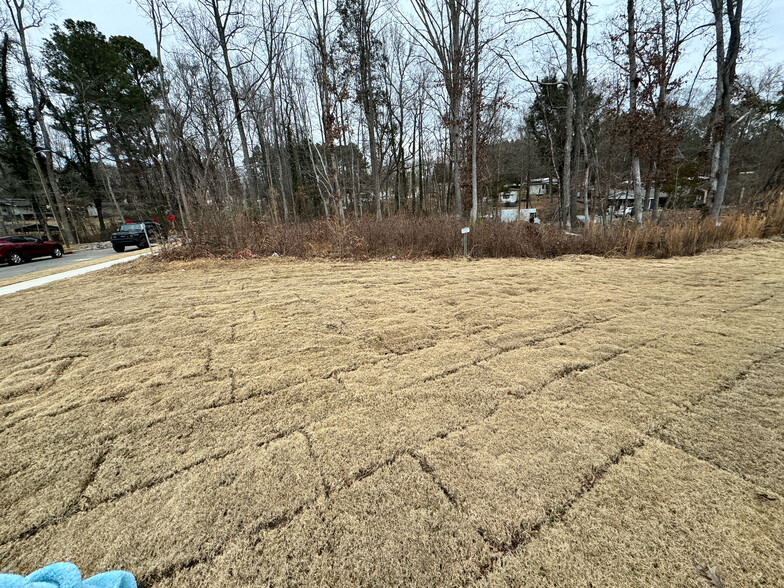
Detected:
[0,563,136,588]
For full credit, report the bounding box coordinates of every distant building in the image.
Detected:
[0,198,36,222]
[498,179,557,206]
[527,178,557,197]
[607,188,668,211]
[497,208,539,223]
[498,184,521,206]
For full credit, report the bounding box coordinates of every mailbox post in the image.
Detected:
[461,226,470,257]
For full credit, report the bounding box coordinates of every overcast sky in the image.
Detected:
[49,0,784,76]
[55,0,156,48]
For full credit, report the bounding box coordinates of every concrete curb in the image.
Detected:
[0,251,149,297]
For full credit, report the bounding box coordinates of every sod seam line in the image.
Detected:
[468,345,782,579]
[1,278,754,436]
[2,314,610,437]
[471,438,649,579]
[0,320,743,546]
[2,267,782,579]
[149,340,780,588]
[650,433,784,502]
[0,427,304,547]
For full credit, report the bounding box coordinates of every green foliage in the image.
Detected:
[336,0,386,104]
[43,20,160,179]
[335,0,392,140]
[525,76,568,174]
[773,86,784,117]
[0,33,35,193]
[525,76,601,179]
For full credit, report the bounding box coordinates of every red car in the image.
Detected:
[0,236,64,265]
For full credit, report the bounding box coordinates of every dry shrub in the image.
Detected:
[763,193,784,237]
[163,206,782,262]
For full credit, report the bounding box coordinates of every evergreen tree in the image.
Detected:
[0,33,48,230]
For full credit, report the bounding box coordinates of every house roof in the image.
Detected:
[0,198,33,207]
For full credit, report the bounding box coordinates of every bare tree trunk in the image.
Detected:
[470,0,479,223]
[583,158,591,225]
[450,93,463,217]
[652,0,666,222]
[709,0,743,218]
[255,112,279,220]
[209,0,256,206]
[304,0,344,222]
[142,0,192,227]
[418,102,424,213]
[562,0,574,230]
[452,0,463,217]
[575,0,589,227]
[410,0,469,218]
[628,0,644,225]
[271,84,290,221]
[367,105,382,219]
[29,148,55,240]
[7,0,74,245]
[653,171,661,220]
[96,152,124,223]
[347,0,383,219]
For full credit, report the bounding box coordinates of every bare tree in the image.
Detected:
[574,0,590,225]
[168,0,263,206]
[708,0,742,218]
[338,0,385,219]
[4,0,74,244]
[260,0,297,221]
[138,0,193,225]
[302,0,348,223]
[504,0,578,229]
[409,0,472,217]
[470,0,479,222]
[650,0,704,220]
[380,24,415,214]
[628,0,645,225]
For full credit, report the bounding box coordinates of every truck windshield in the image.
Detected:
[120,224,143,232]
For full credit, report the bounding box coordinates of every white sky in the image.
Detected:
[52,0,156,48]
[55,0,784,57]
[16,0,782,157]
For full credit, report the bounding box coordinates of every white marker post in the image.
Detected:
[461,226,470,257]
[143,223,155,254]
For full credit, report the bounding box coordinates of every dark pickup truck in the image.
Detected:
[110,221,164,252]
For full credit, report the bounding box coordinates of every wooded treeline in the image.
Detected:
[1,0,781,245]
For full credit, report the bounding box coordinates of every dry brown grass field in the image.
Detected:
[1,241,783,587]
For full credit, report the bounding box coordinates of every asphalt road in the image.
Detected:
[0,246,145,281]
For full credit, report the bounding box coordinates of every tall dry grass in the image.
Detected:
[163,195,784,261]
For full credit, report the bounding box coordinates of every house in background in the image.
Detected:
[0,198,61,238]
[498,184,521,206]
[500,208,539,223]
[498,178,558,207]
[527,178,557,198]
[0,198,36,223]
[607,188,669,212]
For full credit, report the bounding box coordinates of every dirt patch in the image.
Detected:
[1,241,783,585]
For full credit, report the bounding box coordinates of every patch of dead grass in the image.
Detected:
[1,242,784,585]
[479,439,784,587]
[658,352,784,495]
[153,455,493,587]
